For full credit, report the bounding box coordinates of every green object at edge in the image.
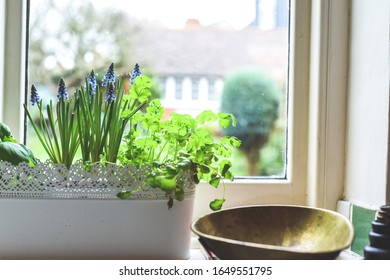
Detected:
[0,122,37,167]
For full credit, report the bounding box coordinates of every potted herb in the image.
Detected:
[0,123,37,167]
[0,63,240,259]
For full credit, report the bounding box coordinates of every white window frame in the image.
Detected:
[0,0,351,217]
[0,0,27,142]
[196,0,350,217]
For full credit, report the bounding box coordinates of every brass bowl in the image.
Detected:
[191,205,354,259]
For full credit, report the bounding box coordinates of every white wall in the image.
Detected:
[344,0,390,207]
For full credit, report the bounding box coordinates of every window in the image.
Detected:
[174,77,183,100]
[1,0,353,215]
[207,79,215,101]
[26,0,290,178]
[191,78,199,100]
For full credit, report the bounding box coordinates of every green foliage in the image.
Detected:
[75,75,151,164]
[259,128,286,176]
[25,64,151,168]
[24,63,240,210]
[0,123,37,167]
[221,67,279,139]
[118,95,241,210]
[209,198,226,211]
[221,67,280,175]
[0,123,12,140]
[24,83,79,169]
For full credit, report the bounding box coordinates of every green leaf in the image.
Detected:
[163,166,178,179]
[176,158,191,170]
[224,170,234,181]
[117,190,133,199]
[129,76,152,103]
[219,160,232,176]
[148,175,176,192]
[213,143,232,157]
[209,198,226,211]
[218,112,237,128]
[199,164,211,174]
[0,123,13,141]
[0,142,37,166]
[209,177,221,187]
[3,135,17,143]
[196,110,217,124]
[175,181,185,201]
[82,161,93,172]
[223,136,241,147]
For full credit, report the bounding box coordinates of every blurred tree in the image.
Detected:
[221,67,280,175]
[29,0,141,93]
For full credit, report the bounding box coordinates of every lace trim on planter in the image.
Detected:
[0,160,196,199]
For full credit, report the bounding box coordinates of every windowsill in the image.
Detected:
[189,249,362,260]
[337,250,363,260]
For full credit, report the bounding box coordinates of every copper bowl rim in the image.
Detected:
[191,204,354,255]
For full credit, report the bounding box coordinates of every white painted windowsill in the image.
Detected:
[189,249,362,260]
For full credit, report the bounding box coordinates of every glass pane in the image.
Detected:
[27,0,289,177]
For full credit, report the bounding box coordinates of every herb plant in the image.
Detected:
[24,63,241,210]
[116,81,241,210]
[120,100,240,210]
[0,123,37,167]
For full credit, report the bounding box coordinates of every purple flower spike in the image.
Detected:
[57,78,68,101]
[105,83,116,103]
[102,62,115,87]
[130,63,142,85]
[87,69,97,96]
[30,84,41,106]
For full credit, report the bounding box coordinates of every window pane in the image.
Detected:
[27,0,289,177]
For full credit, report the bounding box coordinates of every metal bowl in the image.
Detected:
[191,205,354,259]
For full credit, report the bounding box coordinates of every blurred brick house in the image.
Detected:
[131,0,288,116]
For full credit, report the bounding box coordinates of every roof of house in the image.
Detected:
[131,25,288,82]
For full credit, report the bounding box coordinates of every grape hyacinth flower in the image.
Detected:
[30,84,41,106]
[57,78,69,101]
[105,83,116,103]
[129,63,142,85]
[102,62,115,87]
[86,69,97,97]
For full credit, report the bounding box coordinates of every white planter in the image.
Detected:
[0,197,195,259]
[0,161,196,259]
